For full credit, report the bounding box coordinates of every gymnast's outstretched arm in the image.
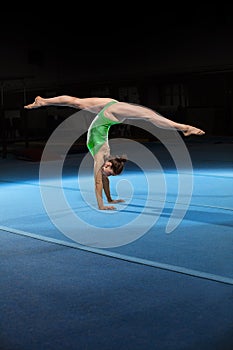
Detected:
[102,175,125,205]
[94,158,116,210]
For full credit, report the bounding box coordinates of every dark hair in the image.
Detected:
[109,155,127,175]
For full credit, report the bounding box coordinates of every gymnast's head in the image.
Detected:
[102,155,127,177]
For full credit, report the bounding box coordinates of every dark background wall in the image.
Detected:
[1,5,233,151]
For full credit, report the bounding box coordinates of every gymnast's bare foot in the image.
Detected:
[24,96,45,109]
[183,125,205,136]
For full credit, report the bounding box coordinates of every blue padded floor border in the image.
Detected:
[1,225,233,286]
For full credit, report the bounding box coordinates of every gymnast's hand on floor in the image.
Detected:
[99,199,125,210]
[108,199,125,204]
[99,205,117,210]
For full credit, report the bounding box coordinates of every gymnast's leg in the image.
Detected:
[109,102,205,137]
[24,96,117,114]
[24,95,82,109]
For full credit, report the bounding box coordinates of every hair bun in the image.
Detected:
[116,154,127,163]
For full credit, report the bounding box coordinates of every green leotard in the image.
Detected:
[87,100,121,156]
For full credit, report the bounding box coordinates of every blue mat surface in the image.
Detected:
[1,138,233,350]
[1,139,232,282]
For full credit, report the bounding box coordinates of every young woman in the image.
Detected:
[24,95,205,210]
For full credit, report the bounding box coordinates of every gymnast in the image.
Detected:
[24,95,205,210]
